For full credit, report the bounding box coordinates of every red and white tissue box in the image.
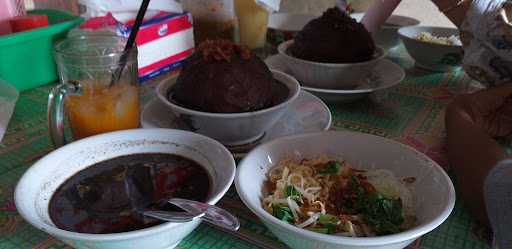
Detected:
[119,12,194,82]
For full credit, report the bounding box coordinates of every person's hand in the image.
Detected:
[447,84,512,138]
[430,0,472,28]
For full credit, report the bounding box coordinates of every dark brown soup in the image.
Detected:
[49,153,210,234]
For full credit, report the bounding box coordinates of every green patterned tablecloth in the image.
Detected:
[0,46,493,249]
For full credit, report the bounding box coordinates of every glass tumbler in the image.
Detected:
[182,0,235,44]
[234,0,271,49]
[48,35,140,148]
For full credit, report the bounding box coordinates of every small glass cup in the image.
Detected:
[182,0,236,44]
[48,35,140,148]
[234,0,270,49]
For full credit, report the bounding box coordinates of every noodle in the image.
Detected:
[262,157,416,237]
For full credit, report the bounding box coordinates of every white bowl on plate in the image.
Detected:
[302,60,405,103]
[398,26,463,72]
[142,90,332,158]
[277,40,385,89]
[301,58,405,103]
[236,131,455,249]
[15,129,236,249]
[351,13,420,50]
[265,54,405,103]
[157,70,300,146]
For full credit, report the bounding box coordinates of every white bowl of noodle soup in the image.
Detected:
[235,131,455,249]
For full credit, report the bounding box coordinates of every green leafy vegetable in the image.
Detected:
[324,223,338,234]
[356,186,365,198]
[318,214,338,224]
[351,175,359,184]
[306,223,338,234]
[306,227,329,234]
[351,176,405,235]
[283,185,301,201]
[356,192,404,235]
[272,205,294,224]
[316,161,342,175]
[316,214,339,234]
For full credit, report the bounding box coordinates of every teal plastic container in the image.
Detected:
[0,9,83,92]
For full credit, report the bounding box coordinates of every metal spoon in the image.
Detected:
[143,210,205,223]
[143,198,240,231]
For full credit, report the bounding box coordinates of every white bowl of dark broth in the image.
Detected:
[15,129,236,249]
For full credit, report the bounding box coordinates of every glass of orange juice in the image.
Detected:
[48,35,140,148]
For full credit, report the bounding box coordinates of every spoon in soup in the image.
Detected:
[143,198,240,232]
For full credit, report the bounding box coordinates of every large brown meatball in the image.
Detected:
[172,40,277,113]
[290,7,376,63]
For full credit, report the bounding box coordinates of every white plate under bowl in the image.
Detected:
[141,90,332,156]
[265,54,405,103]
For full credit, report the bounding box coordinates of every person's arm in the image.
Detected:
[431,0,472,28]
[361,0,402,33]
[446,85,512,226]
[361,0,471,33]
[446,105,506,226]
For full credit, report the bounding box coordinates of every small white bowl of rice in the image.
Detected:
[235,131,455,249]
[398,26,463,72]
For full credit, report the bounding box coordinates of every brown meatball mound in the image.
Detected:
[290,7,376,63]
[172,40,278,113]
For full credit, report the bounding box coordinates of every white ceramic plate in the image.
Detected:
[141,90,332,156]
[265,54,405,103]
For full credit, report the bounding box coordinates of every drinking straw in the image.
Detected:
[111,0,151,86]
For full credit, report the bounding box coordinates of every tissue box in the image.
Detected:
[119,12,194,82]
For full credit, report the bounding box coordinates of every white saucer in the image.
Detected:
[265,54,406,103]
[141,90,332,157]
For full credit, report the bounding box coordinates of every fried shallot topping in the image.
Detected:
[197,39,251,62]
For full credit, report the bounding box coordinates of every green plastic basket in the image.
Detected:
[0,9,83,92]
